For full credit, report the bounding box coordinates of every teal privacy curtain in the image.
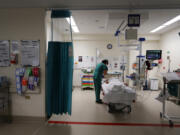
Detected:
[46,42,73,116]
[46,10,73,117]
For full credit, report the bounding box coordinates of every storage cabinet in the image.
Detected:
[150,79,159,90]
[81,74,94,90]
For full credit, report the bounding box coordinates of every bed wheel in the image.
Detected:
[108,104,113,113]
[108,104,132,113]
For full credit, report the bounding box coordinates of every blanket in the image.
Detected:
[102,78,136,104]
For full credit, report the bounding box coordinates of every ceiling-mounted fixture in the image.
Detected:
[66,16,79,33]
[128,14,140,27]
[150,15,180,33]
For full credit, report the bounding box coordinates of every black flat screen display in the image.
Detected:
[146,50,162,60]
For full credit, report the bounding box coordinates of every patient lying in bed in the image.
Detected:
[102,78,136,104]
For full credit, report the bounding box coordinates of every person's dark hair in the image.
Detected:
[102,59,109,65]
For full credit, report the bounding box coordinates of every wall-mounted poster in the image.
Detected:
[11,40,19,54]
[78,56,82,62]
[74,56,96,69]
[21,40,40,66]
[0,40,10,66]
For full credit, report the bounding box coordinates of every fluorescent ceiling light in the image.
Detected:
[150,25,166,33]
[150,15,180,33]
[66,16,79,33]
[163,15,180,26]
[66,16,76,26]
[72,26,79,33]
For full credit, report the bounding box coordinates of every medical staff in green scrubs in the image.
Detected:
[93,59,108,104]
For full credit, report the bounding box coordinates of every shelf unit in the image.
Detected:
[81,74,94,90]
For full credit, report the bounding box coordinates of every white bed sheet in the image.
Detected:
[102,78,136,104]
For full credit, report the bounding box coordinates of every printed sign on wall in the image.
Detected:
[21,40,40,66]
[0,40,10,66]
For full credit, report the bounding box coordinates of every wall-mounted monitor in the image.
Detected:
[128,14,140,27]
[146,50,162,60]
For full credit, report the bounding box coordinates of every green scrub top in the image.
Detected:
[93,63,108,80]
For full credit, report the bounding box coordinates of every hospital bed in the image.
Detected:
[102,78,136,113]
[159,72,180,126]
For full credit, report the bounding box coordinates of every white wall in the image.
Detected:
[158,27,180,88]
[73,34,162,87]
[0,8,46,117]
[160,27,180,72]
[73,34,129,86]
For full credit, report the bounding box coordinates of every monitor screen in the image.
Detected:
[146,50,162,60]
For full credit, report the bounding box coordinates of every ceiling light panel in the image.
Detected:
[72,26,79,33]
[66,16,80,33]
[150,25,166,33]
[66,16,76,26]
[163,15,180,26]
[150,15,180,33]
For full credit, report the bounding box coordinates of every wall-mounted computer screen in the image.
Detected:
[146,50,162,60]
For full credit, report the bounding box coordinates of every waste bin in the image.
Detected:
[150,79,159,90]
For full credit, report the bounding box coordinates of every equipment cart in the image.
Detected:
[81,74,94,90]
[160,72,180,127]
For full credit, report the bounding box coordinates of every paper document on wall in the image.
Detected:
[21,40,40,66]
[74,56,96,69]
[0,40,10,66]
[11,40,19,54]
